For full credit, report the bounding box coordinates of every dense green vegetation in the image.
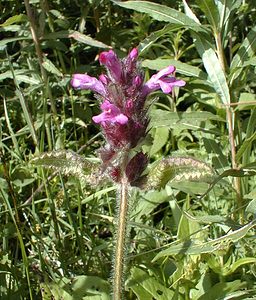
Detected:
[0,0,256,299]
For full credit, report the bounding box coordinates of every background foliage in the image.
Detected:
[0,0,256,299]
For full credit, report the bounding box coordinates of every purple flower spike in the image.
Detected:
[71,74,106,96]
[142,66,186,96]
[92,100,128,125]
[99,50,122,82]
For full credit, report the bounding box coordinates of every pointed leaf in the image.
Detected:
[153,219,256,259]
[69,31,110,48]
[150,110,224,130]
[230,25,256,83]
[195,0,219,31]
[42,57,63,77]
[142,58,208,80]
[193,33,230,104]
[31,150,98,184]
[141,157,214,190]
[113,1,206,32]
[138,24,183,54]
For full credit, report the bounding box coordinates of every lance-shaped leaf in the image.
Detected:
[153,219,256,259]
[31,150,99,184]
[136,157,214,190]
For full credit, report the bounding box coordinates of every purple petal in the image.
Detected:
[114,114,129,124]
[128,48,138,60]
[154,66,176,80]
[99,50,122,82]
[71,74,106,96]
[93,100,128,125]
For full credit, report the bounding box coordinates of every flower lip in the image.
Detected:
[71,74,107,96]
[142,65,186,96]
[92,100,128,125]
[99,50,122,82]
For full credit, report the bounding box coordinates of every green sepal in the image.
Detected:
[138,156,214,190]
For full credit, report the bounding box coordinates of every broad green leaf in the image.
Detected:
[168,181,211,196]
[131,189,169,221]
[243,56,256,66]
[230,25,256,82]
[142,58,208,80]
[196,0,219,31]
[127,267,175,299]
[153,219,256,259]
[0,14,27,26]
[177,199,201,240]
[150,110,224,130]
[197,280,245,300]
[113,1,206,32]
[193,33,231,104]
[42,57,63,77]
[41,276,110,300]
[69,31,110,48]
[150,127,169,156]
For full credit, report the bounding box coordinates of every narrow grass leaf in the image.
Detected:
[15,89,38,146]
[138,24,183,54]
[69,31,110,48]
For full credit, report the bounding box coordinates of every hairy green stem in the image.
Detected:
[113,174,129,300]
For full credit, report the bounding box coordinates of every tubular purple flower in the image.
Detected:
[92,100,128,125]
[71,74,107,96]
[128,48,138,60]
[99,50,122,82]
[142,66,186,96]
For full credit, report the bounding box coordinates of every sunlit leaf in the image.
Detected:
[114,1,206,32]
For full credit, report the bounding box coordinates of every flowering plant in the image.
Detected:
[70,48,186,299]
[31,48,215,299]
[71,49,185,186]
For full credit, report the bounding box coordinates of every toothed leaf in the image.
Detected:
[138,157,214,190]
[31,150,99,184]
